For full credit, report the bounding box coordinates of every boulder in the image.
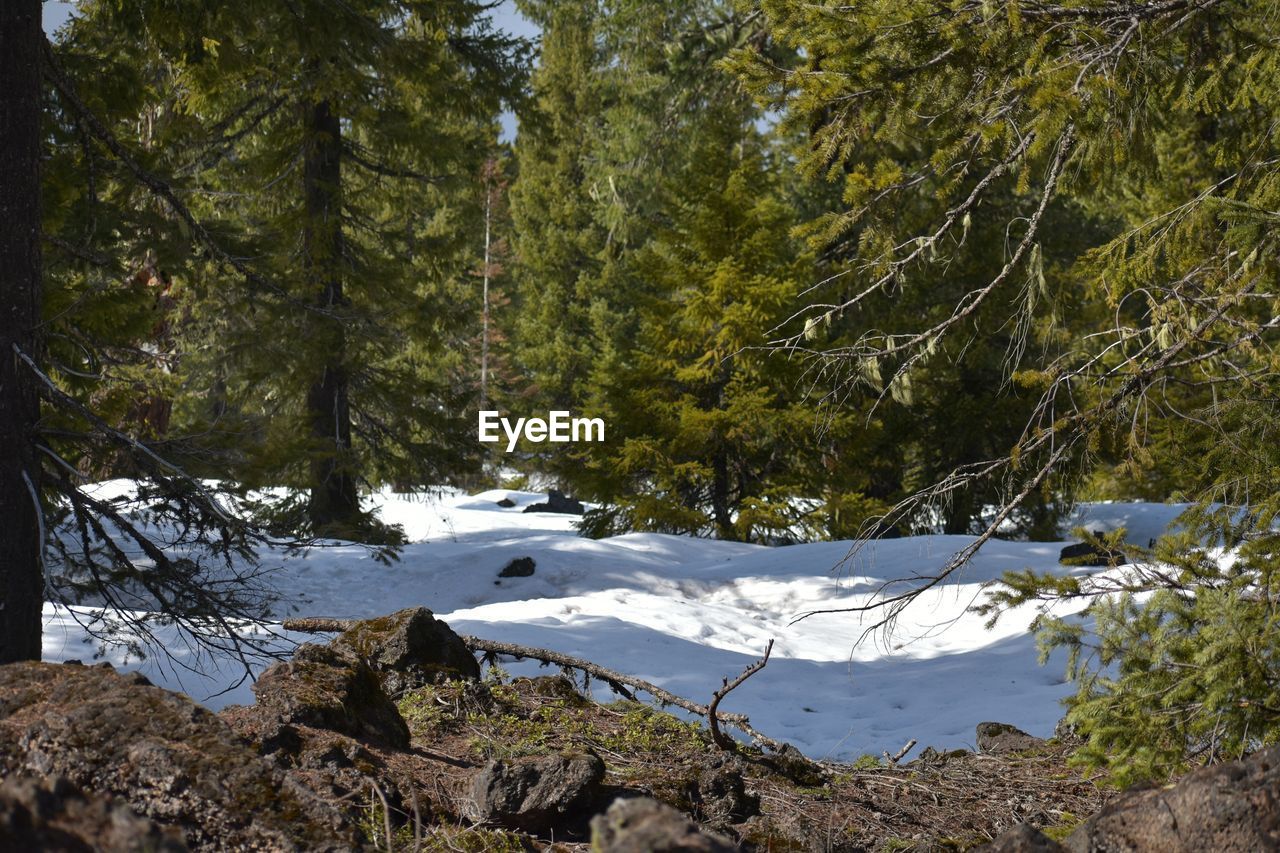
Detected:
[522,489,585,515]
[1052,716,1081,744]
[762,742,825,785]
[1061,744,1280,852]
[468,750,605,833]
[976,722,1046,755]
[330,607,480,694]
[498,557,536,578]
[0,661,359,851]
[519,674,589,706]
[496,498,516,508]
[591,796,737,852]
[251,643,410,749]
[0,775,189,852]
[977,823,1064,852]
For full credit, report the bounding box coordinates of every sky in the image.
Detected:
[41,0,539,141]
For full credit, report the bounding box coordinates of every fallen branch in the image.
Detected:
[281,618,787,752]
[884,739,918,766]
[282,617,353,633]
[708,640,774,750]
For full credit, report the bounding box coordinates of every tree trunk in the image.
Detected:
[0,0,45,662]
[943,491,974,535]
[711,447,736,541]
[303,99,359,530]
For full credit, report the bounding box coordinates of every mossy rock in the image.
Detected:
[518,675,590,706]
[332,608,480,695]
[253,643,410,750]
[0,661,360,851]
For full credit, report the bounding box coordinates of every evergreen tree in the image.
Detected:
[0,3,302,665]
[67,0,527,536]
[580,110,863,542]
[508,0,778,488]
[732,0,1280,774]
[508,0,607,416]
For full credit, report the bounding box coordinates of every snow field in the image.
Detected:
[41,487,1188,761]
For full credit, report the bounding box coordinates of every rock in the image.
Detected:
[496,498,516,508]
[498,557,536,578]
[223,702,411,831]
[522,489,585,515]
[0,661,359,851]
[1059,531,1126,567]
[912,746,972,765]
[977,823,1065,852]
[468,750,605,833]
[330,607,481,694]
[693,756,758,826]
[1061,744,1280,852]
[762,742,825,785]
[0,774,189,852]
[1052,717,1081,744]
[591,796,737,852]
[252,642,411,749]
[519,675,589,706]
[976,722,1046,755]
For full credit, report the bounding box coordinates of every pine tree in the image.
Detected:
[67,0,527,536]
[508,0,778,488]
[580,111,833,542]
[731,0,1280,772]
[508,0,607,416]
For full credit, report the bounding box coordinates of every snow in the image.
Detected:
[39,488,1188,763]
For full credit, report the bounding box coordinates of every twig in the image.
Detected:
[708,639,774,751]
[883,739,917,766]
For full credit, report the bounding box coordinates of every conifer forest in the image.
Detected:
[2,1,1280,849]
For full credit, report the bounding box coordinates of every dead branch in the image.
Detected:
[283,617,355,633]
[883,739,917,766]
[708,639,774,751]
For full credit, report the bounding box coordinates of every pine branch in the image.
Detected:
[39,37,332,318]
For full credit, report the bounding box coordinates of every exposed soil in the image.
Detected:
[329,670,1112,851]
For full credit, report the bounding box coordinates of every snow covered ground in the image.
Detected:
[39,487,1189,762]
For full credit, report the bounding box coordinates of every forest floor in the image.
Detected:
[367,669,1112,850]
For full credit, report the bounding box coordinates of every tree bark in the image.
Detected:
[0,0,45,662]
[303,99,359,529]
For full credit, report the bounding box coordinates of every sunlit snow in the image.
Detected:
[40,487,1187,762]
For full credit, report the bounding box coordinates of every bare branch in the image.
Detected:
[708,639,774,751]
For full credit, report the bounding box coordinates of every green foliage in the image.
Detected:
[727,0,1280,780]
[54,0,530,536]
[986,522,1280,786]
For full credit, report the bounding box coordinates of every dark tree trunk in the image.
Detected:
[711,447,736,541]
[0,0,45,662]
[303,99,359,529]
[943,491,974,535]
